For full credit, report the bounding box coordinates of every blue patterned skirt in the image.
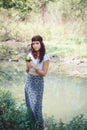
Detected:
[25,74,44,129]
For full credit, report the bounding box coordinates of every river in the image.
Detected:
[0,70,87,122]
[43,74,87,122]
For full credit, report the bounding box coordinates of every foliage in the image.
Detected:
[0,0,33,19]
[0,90,87,130]
[0,60,25,87]
[0,0,87,21]
[0,91,16,113]
[45,114,87,130]
[0,91,37,130]
[60,0,87,20]
[66,115,87,130]
[0,0,15,9]
[0,45,13,58]
[0,0,87,43]
[0,0,32,11]
[0,43,25,59]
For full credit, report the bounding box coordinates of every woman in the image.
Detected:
[25,35,50,130]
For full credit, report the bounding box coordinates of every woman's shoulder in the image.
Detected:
[43,53,50,61]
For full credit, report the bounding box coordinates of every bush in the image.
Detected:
[45,115,87,130]
[0,91,37,130]
[66,114,87,130]
[0,90,87,130]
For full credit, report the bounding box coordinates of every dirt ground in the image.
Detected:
[51,56,87,78]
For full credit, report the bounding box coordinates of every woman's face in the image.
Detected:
[32,41,41,51]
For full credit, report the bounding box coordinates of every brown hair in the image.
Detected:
[31,35,46,62]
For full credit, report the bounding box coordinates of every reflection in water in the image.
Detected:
[43,74,87,122]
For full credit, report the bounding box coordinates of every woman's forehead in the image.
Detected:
[32,41,40,44]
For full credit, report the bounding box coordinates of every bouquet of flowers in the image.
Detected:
[25,56,32,62]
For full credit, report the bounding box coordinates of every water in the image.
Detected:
[43,74,87,122]
[0,66,87,122]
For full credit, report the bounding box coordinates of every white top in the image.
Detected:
[27,52,50,72]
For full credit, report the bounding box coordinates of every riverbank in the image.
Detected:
[0,40,87,78]
[50,56,87,78]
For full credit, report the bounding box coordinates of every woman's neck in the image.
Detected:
[37,51,39,57]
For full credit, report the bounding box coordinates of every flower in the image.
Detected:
[25,56,32,62]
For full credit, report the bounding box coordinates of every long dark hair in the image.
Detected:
[31,35,46,62]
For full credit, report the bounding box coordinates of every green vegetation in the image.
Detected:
[0,91,87,130]
[0,0,87,42]
[0,0,87,59]
[0,91,37,130]
[0,0,87,129]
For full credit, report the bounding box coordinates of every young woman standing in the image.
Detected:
[25,35,50,130]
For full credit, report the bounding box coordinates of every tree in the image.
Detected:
[38,0,56,23]
[0,0,33,19]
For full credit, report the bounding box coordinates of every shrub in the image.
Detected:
[45,115,87,130]
[0,91,37,130]
[0,90,87,130]
[65,114,87,130]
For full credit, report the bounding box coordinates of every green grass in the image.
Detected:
[46,42,87,57]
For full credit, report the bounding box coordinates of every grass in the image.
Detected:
[46,42,87,57]
[0,7,87,58]
[1,20,86,42]
[0,16,87,58]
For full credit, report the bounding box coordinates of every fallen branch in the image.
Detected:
[0,58,19,62]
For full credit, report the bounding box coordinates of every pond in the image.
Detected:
[1,70,87,122]
[43,74,87,122]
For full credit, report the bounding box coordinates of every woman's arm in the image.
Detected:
[35,60,49,76]
[26,60,49,76]
[26,61,36,73]
[26,62,30,73]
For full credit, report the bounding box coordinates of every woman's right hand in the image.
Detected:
[26,62,37,69]
[26,62,35,73]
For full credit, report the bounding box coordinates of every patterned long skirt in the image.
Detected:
[25,74,44,129]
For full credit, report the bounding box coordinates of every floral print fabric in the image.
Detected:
[25,74,44,129]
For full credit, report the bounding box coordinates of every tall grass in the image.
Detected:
[46,42,87,57]
[0,20,86,41]
[0,7,87,58]
[0,7,86,42]
[0,20,87,57]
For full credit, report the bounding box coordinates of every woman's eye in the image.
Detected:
[36,42,39,44]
